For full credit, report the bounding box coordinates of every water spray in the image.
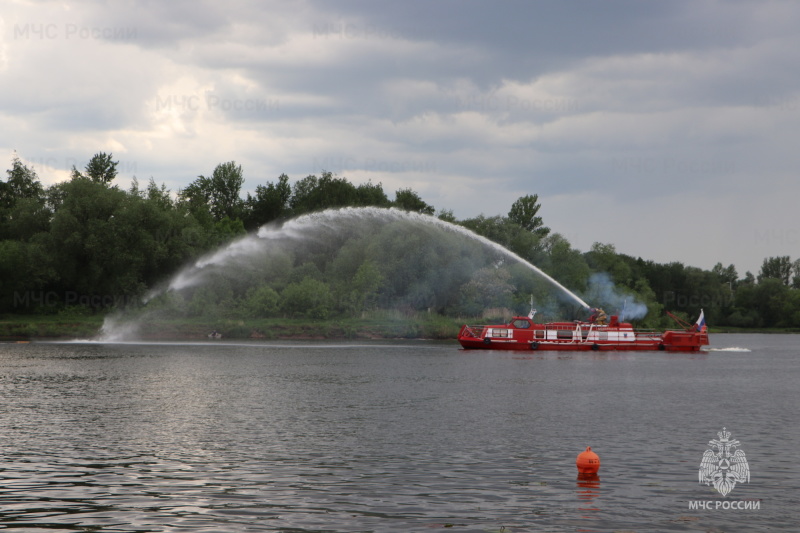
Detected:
[104,207,591,341]
[174,207,591,309]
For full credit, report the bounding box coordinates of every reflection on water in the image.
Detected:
[0,334,798,531]
[576,473,601,528]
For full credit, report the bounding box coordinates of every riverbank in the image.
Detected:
[2,314,798,341]
[0,313,464,341]
[0,315,104,340]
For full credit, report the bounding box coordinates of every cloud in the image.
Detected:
[2,0,800,277]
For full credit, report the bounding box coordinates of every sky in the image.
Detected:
[2,0,799,276]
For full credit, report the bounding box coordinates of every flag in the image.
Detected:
[694,309,707,332]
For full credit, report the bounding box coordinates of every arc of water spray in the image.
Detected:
[152,206,591,310]
[392,209,592,310]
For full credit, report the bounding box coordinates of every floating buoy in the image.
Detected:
[576,446,600,474]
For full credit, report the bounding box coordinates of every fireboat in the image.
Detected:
[458,306,709,352]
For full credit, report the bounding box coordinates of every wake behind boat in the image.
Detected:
[458,308,709,352]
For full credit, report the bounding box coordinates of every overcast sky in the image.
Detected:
[2,0,799,276]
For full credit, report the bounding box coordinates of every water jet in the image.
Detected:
[102,207,591,341]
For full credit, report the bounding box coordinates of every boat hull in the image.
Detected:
[458,320,709,352]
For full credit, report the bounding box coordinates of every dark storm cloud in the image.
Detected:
[3,0,800,274]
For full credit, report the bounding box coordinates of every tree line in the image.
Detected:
[1,152,798,329]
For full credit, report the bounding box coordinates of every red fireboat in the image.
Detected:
[458,307,709,352]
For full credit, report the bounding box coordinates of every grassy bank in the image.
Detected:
[3,314,798,341]
[0,314,105,340]
[0,312,464,341]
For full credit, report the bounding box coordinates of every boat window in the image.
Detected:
[534,330,544,339]
[512,319,531,329]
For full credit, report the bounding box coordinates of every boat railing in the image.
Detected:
[462,322,607,332]
[460,325,487,338]
[460,322,688,339]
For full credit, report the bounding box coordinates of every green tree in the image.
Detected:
[290,171,359,213]
[791,259,800,289]
[113,182,210,287]
[177,176,214,226]
[541,233,590,294]
[0,240,54,313]
[437,209,457,223]
[186,285,220,318]
[144,178,174,210]
[207,161,244,221]
[213,217,246,244]
[585,242,633,286]
[244,173,292,229]
[457,267,514,316]
[83,152,119,184]
[726,274,761,327]
[460,214,545,265]
[0,241,25,311]
[631,277,663,327]
[781,290,800,327]
[1,154,45,207]
[460,215,514,246]
[4,198,50,242]
[41,176,212,310]
[243,285,280,317]
[1,155,49,241]
[712,262,738,288]
[347,259,384,314]
[508,194,550,238]
[181,161,245,223]
[393,188,435,215]
[279,277,333,319]
[751,278,790,326]
[758,256,792,285]
[46,179,132,301]
[355,180,390,207]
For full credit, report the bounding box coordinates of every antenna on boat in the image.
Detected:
[528,294,537,320]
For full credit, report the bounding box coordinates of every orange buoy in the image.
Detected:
[576,446,600,474]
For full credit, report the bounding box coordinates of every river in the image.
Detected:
[0,333,797,532]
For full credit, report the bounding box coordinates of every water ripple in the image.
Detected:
[1,336,798,531]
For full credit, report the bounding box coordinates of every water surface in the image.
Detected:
[0,334,797,531]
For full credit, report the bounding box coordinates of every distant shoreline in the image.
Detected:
[2,315,799,341]
[0,314,462,341]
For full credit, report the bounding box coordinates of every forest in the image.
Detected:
[2,151,799,330]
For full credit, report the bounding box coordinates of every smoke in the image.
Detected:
[582,272,649,321]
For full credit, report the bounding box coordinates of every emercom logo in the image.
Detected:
[699,427,751,497]
[688,428,759,511]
